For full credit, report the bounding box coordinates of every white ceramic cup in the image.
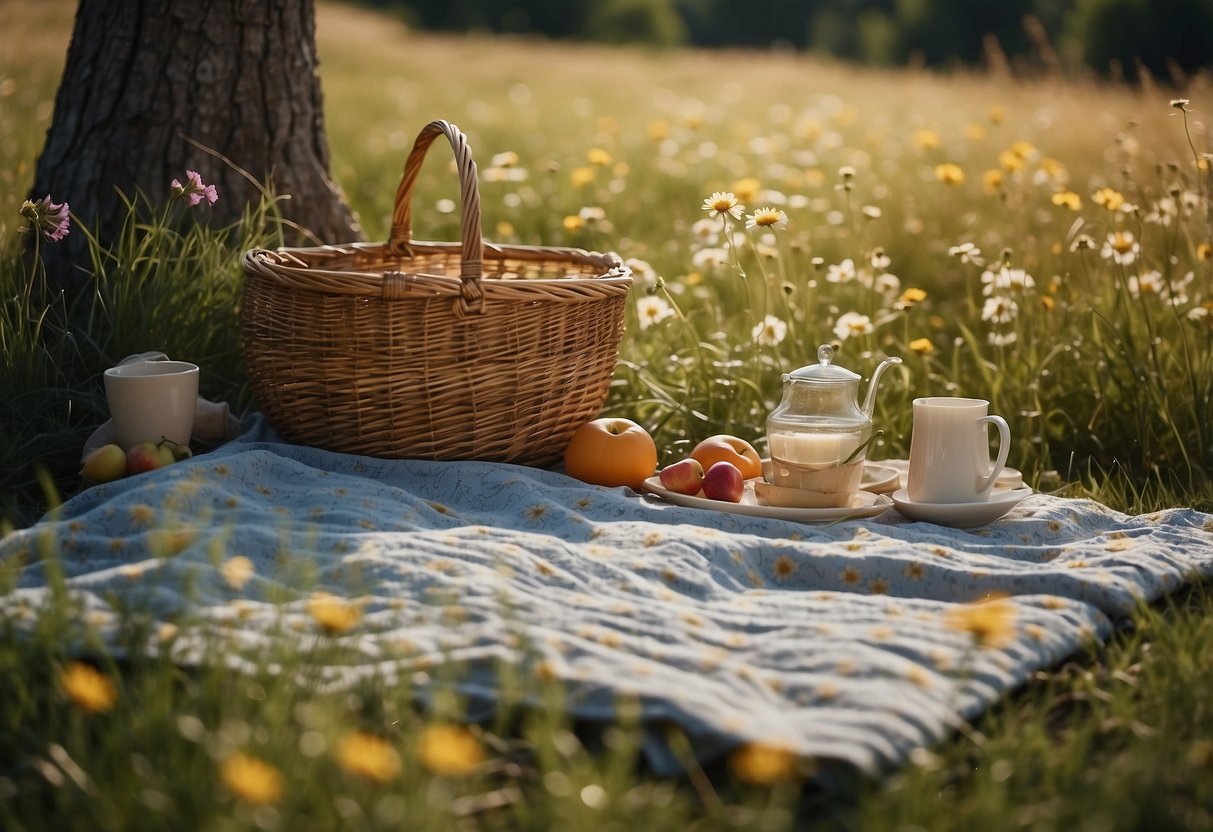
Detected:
[907,397,1010,504]
[103,360,199,450]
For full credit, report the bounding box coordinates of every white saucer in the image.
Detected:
[891,487,1033,528]
[641,477,892,523]
[880,460,1024,491]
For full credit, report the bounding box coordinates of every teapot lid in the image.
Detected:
[785,344,860,382]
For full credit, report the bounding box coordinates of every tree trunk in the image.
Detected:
[29,0,363,291]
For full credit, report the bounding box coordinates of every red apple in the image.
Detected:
[658,458,705,495]
[125,440,176,476]
[701,460,744,503]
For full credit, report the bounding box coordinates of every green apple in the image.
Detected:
[82,443,127,483]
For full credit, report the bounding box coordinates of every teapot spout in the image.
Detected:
[862,355,903,417]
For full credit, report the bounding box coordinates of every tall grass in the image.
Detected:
[3,2,1213,830]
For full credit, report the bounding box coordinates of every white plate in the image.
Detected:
[760,460,901,495]
[640,477,892,523]
[890,487,1033,528]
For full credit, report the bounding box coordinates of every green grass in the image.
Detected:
[3,1,1213,829]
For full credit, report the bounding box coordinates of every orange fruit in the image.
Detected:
[563,418,658,489]
[690,434,763,480]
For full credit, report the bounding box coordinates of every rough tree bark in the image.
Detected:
[29,0,363,290]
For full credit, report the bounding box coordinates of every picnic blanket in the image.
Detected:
[3,417,1212,777]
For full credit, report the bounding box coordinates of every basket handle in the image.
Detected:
[389,120,485,315]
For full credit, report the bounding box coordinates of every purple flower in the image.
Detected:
[171,170,219,207]
[19,195,71,242]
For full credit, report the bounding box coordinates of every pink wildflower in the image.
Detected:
[19,195,71,242]
[171,170,219,206]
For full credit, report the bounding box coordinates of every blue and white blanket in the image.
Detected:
[3,419,1211,775]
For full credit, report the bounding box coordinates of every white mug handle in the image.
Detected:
[976,415,1011,496]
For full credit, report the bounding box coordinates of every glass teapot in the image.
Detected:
[766,345,902,479]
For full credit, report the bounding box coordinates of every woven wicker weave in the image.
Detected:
[241,120,632,466]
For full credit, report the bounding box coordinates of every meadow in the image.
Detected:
[2,1,1213,829]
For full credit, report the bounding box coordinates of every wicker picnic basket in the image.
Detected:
[240,119,633,466]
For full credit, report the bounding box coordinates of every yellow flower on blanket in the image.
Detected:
[61,662,117,714]
[945,595,1016,649]
[219,752,284,805]
[336,731,401,783]
[221,556,255,591]
[417,724,485,777]
[728,742,799,784]
[308,592,362,635]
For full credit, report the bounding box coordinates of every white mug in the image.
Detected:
[103,360,199,450]
[907,397,1010,504]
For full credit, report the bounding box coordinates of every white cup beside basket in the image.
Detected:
[103,360,199,450]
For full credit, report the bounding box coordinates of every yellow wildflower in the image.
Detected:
[909,337,934,354]
[1010,140,1036,159]
[336,731,401,784]
[61,662,117,713]
[219,752,284,806]
[1197,242,1212,261]
[914,129,941,150]
[307,592,362,635]
[562,215,585,232]
[570,166,595,188]
[1092,187,1125,211]
[935,163,965,186]
[728,742,798,784]
[900,287,928,305]
[586,147,612,166]
[945,595,1016,649]
[730,177,761,204]
[417,724,485,777]
[1039,157,1066,180]
[221,555,255,591]
[1051,191,1082,211]
[998,150,1024,172]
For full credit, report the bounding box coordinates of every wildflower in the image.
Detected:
[1198,242,1213,261]
[1171,98,1191,111]
[998,151,1024,172]
[625,257,656,284]
[981,296,1019,324]
[1010,140,1036,160]
[570,166,595,188]
[909,337,934,354]
[935,163,965,186]
[914,129,941,150]
[691,247,729,270]
[336,731,401,784]
[861,204,882,219]
[1128,270,1164,298]
[690,217,721,246]
[752,315,788,346]
[636,295,674,329]
[837,165,856,180]
[1051,191,1082,210]
[899,287,927,306]
[1070,234,1095,252]
[988,331,1018,346]
[834,311,874,341]
[826,258,856,284]
[490,150,520,168]
[702,191,744,220]
[170,170,218,206]
[562,215,585,232]
[586,147,612,166]
[417,724,485,776]
[982,169,1004,194]
[870,249,892,270]
[745,206,788,231]
[307,592,362,635]
[1145,197,1178,226]
[219,752,284,805]
[1037,157,1067,182]
[61,662,117,713]
[874,273,901,296]
[1101,230,1139,265]
[19,195,71,241]
[948,242,984,265]
[579,206,606,223]
[981,266,1035,296]
[945,595,1016,648]
[730,177,761,204]
[1092,187,1125,211]
[728,742,798,784]
[221,555,255,591]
